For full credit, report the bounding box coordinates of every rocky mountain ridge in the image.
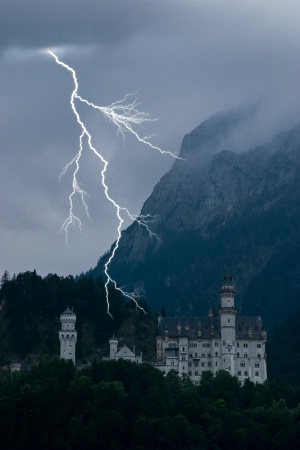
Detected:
[89,109,300,326]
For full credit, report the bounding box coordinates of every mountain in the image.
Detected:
[89,108,300,327]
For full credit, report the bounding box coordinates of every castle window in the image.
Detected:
[237,342,240,348]
[201,362,205,367]
[240,361,245,367]
[215,362,218,367]
[215,352,218,357]
[182,356,185,361]
[188,362,192,367]
[202,354,205,358]
[238,371,241,376]
[171,360,174,366]
[208,362,211,367]
[257,344,261,348]
[189,353,192,358]
[195,352,198,357]
[257,354,261,359]
[195,362,199,367]
[228,319,230,323]
[243,343,248,348]
[181,346,186,352]
[215,342,219,347]
[255,362,259,368]
[255,371,259,376]
[223,341,225,346]
[237,353,240,358]
[207,353,211,358]
[244,371,248,376]
[195,371,199,376]
[244,353,248,358]
[188,371,192,376]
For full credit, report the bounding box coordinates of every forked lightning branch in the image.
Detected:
[48,50,179,317]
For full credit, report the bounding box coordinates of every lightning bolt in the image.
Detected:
[48,49,180,317]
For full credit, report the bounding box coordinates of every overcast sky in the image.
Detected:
[1,0,300,278]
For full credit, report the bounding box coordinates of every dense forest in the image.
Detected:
[1,359,300,449]
[1,270,300,448]
[0,271,156,364]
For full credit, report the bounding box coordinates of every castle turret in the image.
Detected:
[220,273,237,375]
[59,307,77,364]
[109,334,118,360]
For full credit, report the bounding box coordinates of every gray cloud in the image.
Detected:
[1,0,300,276]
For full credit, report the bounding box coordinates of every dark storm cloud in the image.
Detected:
[0,0,171,49]
[1,0,300,277]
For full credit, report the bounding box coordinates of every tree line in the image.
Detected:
[1,359,300,449]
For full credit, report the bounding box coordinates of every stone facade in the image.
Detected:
[156,274,267,384]
[107,335,142,363]
[59,307,77,364]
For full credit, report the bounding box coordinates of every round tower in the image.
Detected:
[59,307,77,364]
[109,334,118,360]
[219,273,237,375]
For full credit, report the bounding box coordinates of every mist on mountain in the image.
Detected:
[88,106,300,327]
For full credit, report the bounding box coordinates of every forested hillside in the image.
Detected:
[1,359,300,449]
[0,271,156,363]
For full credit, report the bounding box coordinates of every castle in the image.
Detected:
[58,274,267,384]
[155,273,267,384]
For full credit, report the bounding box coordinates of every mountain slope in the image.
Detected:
[89,109,300,326]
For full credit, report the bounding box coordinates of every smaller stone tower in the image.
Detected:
[109,334,118,359]
[59,307,77,364]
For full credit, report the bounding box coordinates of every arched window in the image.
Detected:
[238,371,241,376]
[255,371,259,376]
[240,361,245,367]
[244,371,248,376]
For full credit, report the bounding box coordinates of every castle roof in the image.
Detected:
[158,315,264,340]
[62,307,74,315]
[115,345,135,358]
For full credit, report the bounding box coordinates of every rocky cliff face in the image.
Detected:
[90,109,300,325]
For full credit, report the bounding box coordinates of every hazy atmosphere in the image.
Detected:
[1,0,300,277]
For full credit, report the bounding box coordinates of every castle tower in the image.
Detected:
[109,334,118,360]
[59,307,77,364]
[219,273,237,375]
